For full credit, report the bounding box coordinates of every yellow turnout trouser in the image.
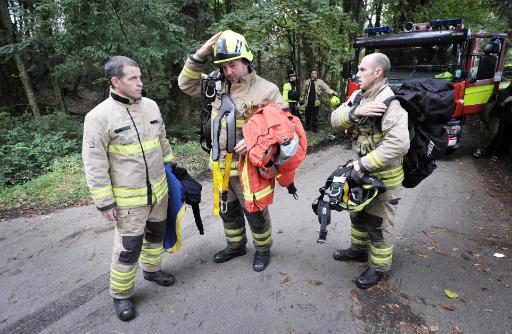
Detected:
[349,186,403,272]
[109,197,168,299]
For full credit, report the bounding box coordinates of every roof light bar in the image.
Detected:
[365,26,392,34]
[430,18,463,28]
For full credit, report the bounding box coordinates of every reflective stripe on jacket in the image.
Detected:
[330,82,409,189]
[82,89,174,210]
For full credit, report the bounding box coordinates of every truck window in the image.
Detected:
[470,37,503,81]
[359,43,464,83]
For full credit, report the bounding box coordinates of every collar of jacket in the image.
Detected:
[230,70,256,86]
[362,79,388,100]
[110,88,141,105]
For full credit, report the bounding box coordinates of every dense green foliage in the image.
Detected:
[0,112,82,185]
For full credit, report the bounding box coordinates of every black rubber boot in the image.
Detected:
[333,248,368,262]
[355,268,384,289]
[213,246,246,263]
[143,270,175,286]
[113,298,135,321]
[253,250,270,272]
[472,148,488,159]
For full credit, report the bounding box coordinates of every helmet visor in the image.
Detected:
[214,38,243,63]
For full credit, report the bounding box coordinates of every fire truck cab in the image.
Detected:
[342,19,509,148]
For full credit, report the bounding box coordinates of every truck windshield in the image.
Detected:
[358,43,464,82]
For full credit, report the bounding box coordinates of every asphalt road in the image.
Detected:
[1,136,511,334]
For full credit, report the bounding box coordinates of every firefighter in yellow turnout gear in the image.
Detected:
[82,56,175,321]
[178,31,283,272]
[330,53,410,289]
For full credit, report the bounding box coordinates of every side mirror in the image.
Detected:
[342,61,352,80]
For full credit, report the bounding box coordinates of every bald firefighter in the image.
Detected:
[178,30,283,272]
[82,56,175,321]
[330,53,410,288]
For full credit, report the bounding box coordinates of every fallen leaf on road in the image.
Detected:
[440,303,456,311]
[385,303,400,310]
[452,325,464,333]
[422,240,450,256]
[306,279,322,286]
[444,289,459,299]
[18,319,32,330]
[425,240,437,250]
[415,252,429,258]
[312,264,321,272]
[350,290,358,301]
[496,272,506,282]
[473,263,490,273]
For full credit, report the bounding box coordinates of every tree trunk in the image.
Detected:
[374,0,383,27]
[1,0,40,118]
[257,50,261,75]
[214,0,219,21]
[48,64,66,112]
[300,34,315,72]
[72,75,82,98]
[15,53,41,117]
[225,0,232,13]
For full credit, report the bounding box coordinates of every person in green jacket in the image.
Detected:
[282,69,301,121]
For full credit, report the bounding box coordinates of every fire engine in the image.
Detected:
[342,18,509,149]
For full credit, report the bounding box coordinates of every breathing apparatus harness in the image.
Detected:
[312,160,385,243]
[200,70,224,153]
[211,91,237,216]
[199,69,237,215]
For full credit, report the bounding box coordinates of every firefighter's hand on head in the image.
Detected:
[354,102,387,117]
[196,32,222,58]
[101,208,117,222]
[234,138,247,155]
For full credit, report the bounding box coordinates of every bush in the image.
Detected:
[0,112,83,186]
[167,122,200,141]
[0,154,89,210]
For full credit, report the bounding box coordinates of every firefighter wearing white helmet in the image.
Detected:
[330,53,410,289]
[178,30,283,272]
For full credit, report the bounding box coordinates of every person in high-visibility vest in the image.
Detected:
[82,56,176,321]
[178,31,283,272]
[282,69,301,120]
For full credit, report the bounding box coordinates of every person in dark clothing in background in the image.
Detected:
[474,82,512,160]
[301,69,337,132]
